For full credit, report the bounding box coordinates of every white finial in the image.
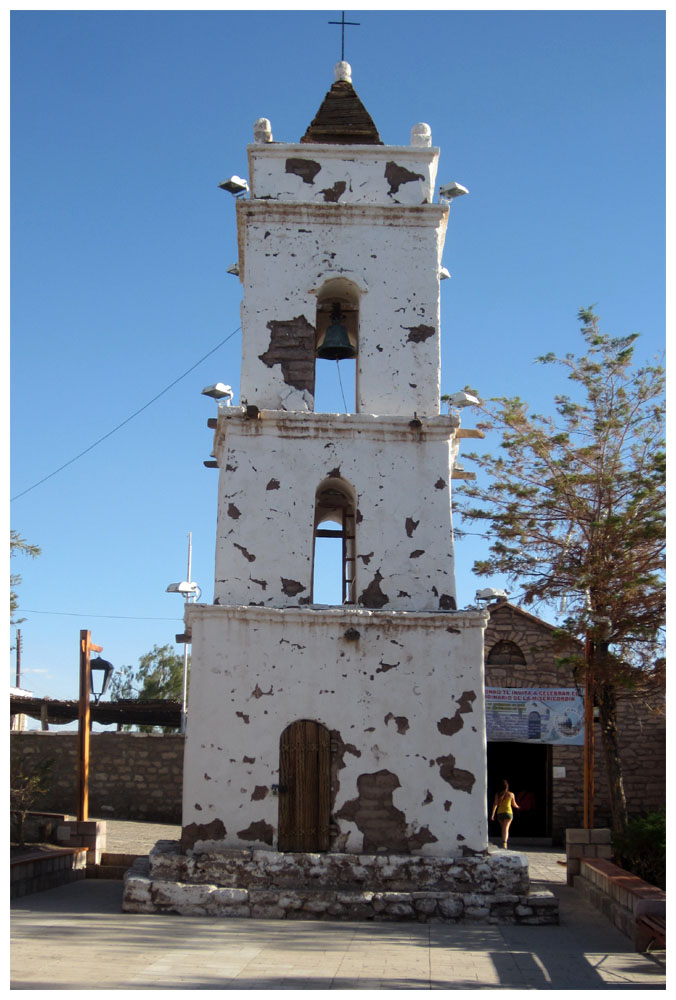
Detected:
[253,117,273,143]
[335,61,352,83]
[411,123,432,147]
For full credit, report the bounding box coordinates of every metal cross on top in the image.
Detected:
[328,11,360,62]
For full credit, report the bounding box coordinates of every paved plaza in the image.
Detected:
[10,824,666,990]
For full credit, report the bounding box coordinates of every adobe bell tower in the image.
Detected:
[182,62,490,860]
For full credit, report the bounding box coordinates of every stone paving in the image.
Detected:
[10,823,666,989]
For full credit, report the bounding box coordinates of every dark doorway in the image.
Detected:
[278,719,330,852]
[487,742,551,839]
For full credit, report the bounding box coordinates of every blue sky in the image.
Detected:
[10,9,665,713]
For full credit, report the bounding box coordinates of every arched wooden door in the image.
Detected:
[278,720,330,852]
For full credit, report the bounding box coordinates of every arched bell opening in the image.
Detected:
[312,478,357,605]
[314,278,359,413]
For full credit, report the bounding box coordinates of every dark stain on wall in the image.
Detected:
[227,503,241,519]
[259,316,316,394]
[252,684,273,699]
[281,578,307,597]
[385,161,424,194]
[436,753,475,793]
[359,570,389,609]
[437,690,476,737]
[181,817,226,853]
[405,324,435,344]
[286,157,321,184]
[405,517,419,538]
[410,549,425,558]
[250,577,268,590]
[251,786,268,801]
[439,594,457,610]
[434,478,447,489]
[236,711,250,724]
[237,819,274,845]
[266,478,281,490]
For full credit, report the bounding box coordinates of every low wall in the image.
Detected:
[10,732,184,823]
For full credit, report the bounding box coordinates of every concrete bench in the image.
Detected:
[575,857,665,951]
[635,913,666,952]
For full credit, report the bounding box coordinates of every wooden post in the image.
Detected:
[77,630,102,822]
[583,634,595,829]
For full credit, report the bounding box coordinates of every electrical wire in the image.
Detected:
[336,360,348,412]
[17,609,183,621]
[10,326,241,502]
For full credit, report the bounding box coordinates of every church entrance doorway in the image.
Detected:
[278,720,331,852]
[487,741,551,839]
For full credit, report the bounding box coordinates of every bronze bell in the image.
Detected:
[316,303,356,361]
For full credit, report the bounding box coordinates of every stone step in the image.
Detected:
[123,859,559,924]
[87,852,146,881]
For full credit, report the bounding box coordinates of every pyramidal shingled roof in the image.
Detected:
[301,62,382,146]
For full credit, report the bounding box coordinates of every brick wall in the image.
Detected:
[10,731,184,823]
[485,602,665,836]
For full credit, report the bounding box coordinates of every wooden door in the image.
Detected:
[278,720,330,852]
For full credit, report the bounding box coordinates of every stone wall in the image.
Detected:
[485,602,665,836]
[10,732,183,823]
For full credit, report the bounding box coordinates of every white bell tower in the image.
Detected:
[182,63,489,860]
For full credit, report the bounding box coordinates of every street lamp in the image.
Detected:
[166,533,200,735]
[89,656,114,703]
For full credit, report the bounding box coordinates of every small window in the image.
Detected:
[312,480,356,605]
[486,640,527,666]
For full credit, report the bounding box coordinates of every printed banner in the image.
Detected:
[485,687,585,745]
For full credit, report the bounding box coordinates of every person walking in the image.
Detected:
[491,778,519,848]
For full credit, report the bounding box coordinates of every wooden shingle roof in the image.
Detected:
[301,79,382,145]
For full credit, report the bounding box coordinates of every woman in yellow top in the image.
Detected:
[491,779,519,849]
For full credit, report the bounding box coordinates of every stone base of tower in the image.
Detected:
[122,840,558,924]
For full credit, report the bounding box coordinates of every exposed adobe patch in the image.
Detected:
[227,503,241,519]
[385,160,424,194]
[446,626,461,634]
[435,478,447,490]
[252,684,273,699]
[444,800,452,812]
[436,753,475,793]
[320,180,347,202]
[285,157,321,184]
[234,543,256,562]
[359,570,389,609]
[439,594,457,610]
[405,324,435,344]
[251,786,268,801]
[180,817,226,853]
[408,826,438,851]
[384,712,409,734]
[405,517,420,538]
[328,467,341,479]
[236,711,250,724]
[250,577,268,590]
[266,478,280,490]
[423,790,433,804]
[237,820,274,846]
[204,773,212,781]
[437,690,476,737]
[329,729,362,820]
[376,660,399,674]
[281,578,306,597]
[243,756,256,764]
[358,552,374,565]
[335,769,408,853]
[410,549,425,558]
[259,316,316,394]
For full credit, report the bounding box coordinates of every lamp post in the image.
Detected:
[166,532,201,735]
[77,631,114,822]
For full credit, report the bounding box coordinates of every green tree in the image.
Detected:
[457,309,665,833]
[110,644,189,731]
[10,530,41,626]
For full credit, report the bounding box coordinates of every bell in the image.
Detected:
[316,303,356,361]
